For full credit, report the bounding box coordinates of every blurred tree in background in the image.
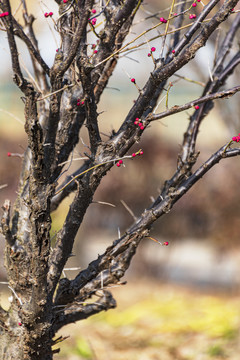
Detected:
[0,0,240,359]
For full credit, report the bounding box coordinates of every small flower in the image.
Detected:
[151,47,156,52]
[197,0,201,2]
[163,241,169,246]
[139,150,144,155]
[91,9,96,14]
[0,12,9,17]
[131,78,136,83]
[160,17,167,23]
[194,105,200,110]
[232,135,240,142]
[44,12,49,18]
[63,0,68,3]
[91,44,96,49]
[91,18,97,25]
[93,50,98,54]
[116,161,123,167]
[140,126,145,130]
[49,12,53,16]
[18,322,22,326]
[192,2,197,7]
[132,153,136,157]
[172,49,175,54]
[81,101,85,105]
[189,14,196,19]
[147,53,151,57]
[7,152,11,157]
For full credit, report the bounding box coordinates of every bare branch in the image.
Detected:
[52,290,116,333]
[148,85,240,122]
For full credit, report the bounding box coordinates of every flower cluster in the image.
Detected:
[132,150,143,157]
[116,160,123,167]
[232,134,240,142]
[0,12,9,17]
[44,12,53,18]
[90,18,97,26]
[134,117,145,131]
[77,99,85,106]
[116,149,143,167]
[148,46,156,57]
[189,13,196,19]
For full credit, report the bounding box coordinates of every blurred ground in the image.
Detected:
[53,280,240,360]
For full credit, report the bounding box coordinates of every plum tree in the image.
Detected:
[0,0,240,359]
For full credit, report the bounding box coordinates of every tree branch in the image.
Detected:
[148,85,240,122]
[52,141,240,312]
[52,290,116,334]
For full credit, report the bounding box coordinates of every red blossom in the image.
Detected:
[160,17,167,23]
[0,12,9,17]
[232,135,240,143]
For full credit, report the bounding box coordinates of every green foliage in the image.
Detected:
[207,344,226,358]
[74,337,93,359]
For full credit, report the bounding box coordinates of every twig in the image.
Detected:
[120,200,137,221]
[148,85,240,122]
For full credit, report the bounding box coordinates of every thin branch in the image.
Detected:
[3,0,27,91]
[12,17,50,75]
[148,85,240,122]
[52,290,116,334]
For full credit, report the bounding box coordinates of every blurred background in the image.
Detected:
[1,1,240,359]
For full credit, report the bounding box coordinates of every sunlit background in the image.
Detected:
[1,1,240,359]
